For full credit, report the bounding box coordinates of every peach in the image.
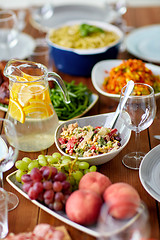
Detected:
[79,172,112,196]
[103,182,141,220]
[65,189,103,225]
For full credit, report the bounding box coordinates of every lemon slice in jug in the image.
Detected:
[18,84,45,107]
[23,99,52,119]
[8,99,25,123]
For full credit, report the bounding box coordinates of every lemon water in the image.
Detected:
[6,113,59,152]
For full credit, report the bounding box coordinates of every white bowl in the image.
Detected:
[55,112,131,165]
[91,59,160,100]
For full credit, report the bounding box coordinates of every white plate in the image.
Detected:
[0,93,99,120]
[6,171,99,237]
[126,24,160,64]
[139,144,160,202]
[30,3,118,32]
[0,33,35,61]
[91,59,160,100]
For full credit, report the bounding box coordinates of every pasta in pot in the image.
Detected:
[49,24,119,49]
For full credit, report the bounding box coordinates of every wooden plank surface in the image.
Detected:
[0,5,160,240]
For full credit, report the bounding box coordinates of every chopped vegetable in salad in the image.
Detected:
[103,59,160,95]
[58,122,121,157]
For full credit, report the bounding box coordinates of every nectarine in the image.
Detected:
[79,172,112,196]
[65,189,103,225]
[103,182,141,219]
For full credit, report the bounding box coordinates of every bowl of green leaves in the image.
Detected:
[49,80,98,121]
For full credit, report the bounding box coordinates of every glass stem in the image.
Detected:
[135,130,141,159]
[0,171,3,188]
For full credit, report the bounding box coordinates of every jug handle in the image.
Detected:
[48,72,70,104]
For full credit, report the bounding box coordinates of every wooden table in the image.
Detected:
[1,5,160,240]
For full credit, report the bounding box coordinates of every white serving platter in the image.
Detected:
[6,170,99,237]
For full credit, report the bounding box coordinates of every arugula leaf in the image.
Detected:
[80,23,104,37]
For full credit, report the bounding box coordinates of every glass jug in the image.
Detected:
[4,59,70,152]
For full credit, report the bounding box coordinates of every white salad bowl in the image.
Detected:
[55,112,131,165]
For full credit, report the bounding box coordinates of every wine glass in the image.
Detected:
[97,201,150,240]
[109,0,133,52]
[0,10,18,59]
[119,83,156,170]
[0,118,19,211]
[0,188,8,239]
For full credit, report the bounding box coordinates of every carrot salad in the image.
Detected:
[103,59,160,94]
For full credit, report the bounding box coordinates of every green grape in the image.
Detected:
[67,175,75,186]
[60,167,66,173]
[61,158,70,171]
[16,169,26,182]
[49,155,59,164]
[64,165,69,171]
[15,160,28,171]
[52,152,61,160]
[78,161,89,170]
[72,170,83,181]
[28,160,39,171]
[89,165,97,172]
[61,155,71,161]
[76,179,80,185]
[84,169,90,175]
[46,155,59,164]
[61,158,70,165]
[38,155,48,166]
[71,161,79,171]
[22,157,32,165]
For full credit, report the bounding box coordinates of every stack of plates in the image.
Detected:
[126,24,160,64]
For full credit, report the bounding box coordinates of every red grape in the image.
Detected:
[53,181,62,192]
[44,189,54,201]
[28,186,39,200]
[55,192,64,202]
[42,167,53,180]
[53,201,63,211]
[48,203,54,210]
[21,174,31,183]
[43,181,53,190]
[33,182,43,194]
[62,181,71,191]
[30,168,42,182]
[40,166,48,173]
[44,198,54,205]
[23,166,72,211]
[37,192,44,202]
[63,194,70,203]
[50,167,58,179]
[54,172,66,182]
[22,182,33,193]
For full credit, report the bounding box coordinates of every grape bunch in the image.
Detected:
[22,166,71,211]
[15,152,97,191]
